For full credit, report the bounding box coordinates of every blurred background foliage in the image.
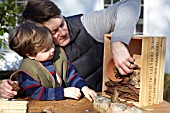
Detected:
[164,74,170,102]
[0,0,23,59]
[0,0,23,35]
[164,74,170,89]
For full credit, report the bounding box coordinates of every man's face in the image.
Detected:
[43,16,70,47]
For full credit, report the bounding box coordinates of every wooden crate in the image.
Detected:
[0,101,28,113]
[102,34,166,107]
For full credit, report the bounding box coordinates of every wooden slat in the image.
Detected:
[0,109,26,113]
[155,37,161,104]
[139,37,149,106]
[102,34,112,97]
[158,37,166,103]
[0,101,28,113]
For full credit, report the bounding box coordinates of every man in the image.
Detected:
[0,0,141,98]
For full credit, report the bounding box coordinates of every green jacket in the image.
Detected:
[10,47,68,88]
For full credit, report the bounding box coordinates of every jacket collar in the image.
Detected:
[65,17,81,42]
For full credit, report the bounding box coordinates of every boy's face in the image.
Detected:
[33,44,55,62]
[43,16,70,47]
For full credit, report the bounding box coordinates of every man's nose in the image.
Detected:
[58,28,66,36]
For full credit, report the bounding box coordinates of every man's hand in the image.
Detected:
[111,41,136,75]
[0,80,18,99]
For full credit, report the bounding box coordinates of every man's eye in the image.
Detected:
[51,31,55,35]
[60,19,65,28]
[60,22,64,28]
[52,29,58,35]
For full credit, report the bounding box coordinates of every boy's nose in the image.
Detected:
[51,47,55,53]
[50,44,55,54]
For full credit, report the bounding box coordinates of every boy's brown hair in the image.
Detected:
[9,21,53,57]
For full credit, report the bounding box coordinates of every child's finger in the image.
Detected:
[85,94,92,102]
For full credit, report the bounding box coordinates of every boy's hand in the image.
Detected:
[81,86,97,102]
[64,87,81,100]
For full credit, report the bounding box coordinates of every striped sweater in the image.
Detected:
[18,59,88,100]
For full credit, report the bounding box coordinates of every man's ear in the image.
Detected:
[26,54,35,59]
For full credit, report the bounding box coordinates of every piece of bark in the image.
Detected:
[105,81,117,87]
[119,93,139,101]
[11,82,21,91]
[111,89,119,102]
[126,84,140,94]
[120,77,130,84]
[116,86,134,94]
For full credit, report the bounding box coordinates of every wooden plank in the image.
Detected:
[102,34,112,97]
[0,101,28,113]
[155,37,162,104]
[0,109,26,113]
[158,37,166,103]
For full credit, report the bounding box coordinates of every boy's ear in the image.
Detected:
[26,54,35,59]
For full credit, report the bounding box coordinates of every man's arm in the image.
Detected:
[110,0,141,75]
[81,0,141,75]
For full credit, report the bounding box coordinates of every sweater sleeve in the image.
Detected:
[66,62,88,89]
[81,0,141,44]
[110,0,141,44]
[18,72,64,100]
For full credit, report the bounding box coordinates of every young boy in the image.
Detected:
[9,21,96,101]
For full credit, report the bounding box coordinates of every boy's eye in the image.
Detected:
[43,49,49,52]
[41,47,50,53]
[43,44,54,52]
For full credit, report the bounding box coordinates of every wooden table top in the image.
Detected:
[22,97,170,113]
[142,101,170,113]
[26,97,97,113]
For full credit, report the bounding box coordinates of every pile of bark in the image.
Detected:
[104,69,140,105]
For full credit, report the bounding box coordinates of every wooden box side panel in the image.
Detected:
[102,34,112,97]
[139,37,166,107]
